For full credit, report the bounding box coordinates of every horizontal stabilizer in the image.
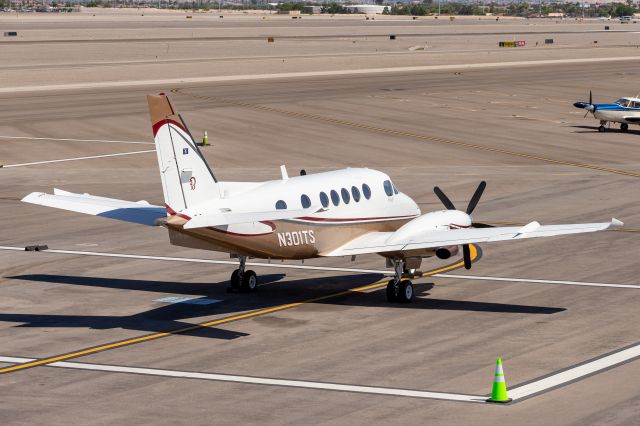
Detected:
[22,189,166,226]
[183,206,322,229]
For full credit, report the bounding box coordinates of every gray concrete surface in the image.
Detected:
[0,12,639,425]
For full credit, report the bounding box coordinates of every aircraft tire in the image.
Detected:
[228,269,241,292]
[598,125,606,132]
[386,281,398,302]
[397,280,414,303]
[621,123,629,132]
[240,270,258,292]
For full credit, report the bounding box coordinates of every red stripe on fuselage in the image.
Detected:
[296,214,417,223]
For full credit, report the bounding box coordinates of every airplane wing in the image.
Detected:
[22,189,166,226]
[623,117,640,123]
[183,206,322,229]
[323,219,623,257]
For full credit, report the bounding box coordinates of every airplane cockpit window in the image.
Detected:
[341,188,350,204]
[330,190,340,206]
[275,200,287,210]
[301,194,311,209]
[320,192,329,208]
[392,183,399,195]
[362,183,371,200]
[383,180,394,197]
[351,186,361,202]
[615,98,629,107]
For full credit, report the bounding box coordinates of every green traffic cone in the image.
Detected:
[487,357,512,403]
[202,130,209,146]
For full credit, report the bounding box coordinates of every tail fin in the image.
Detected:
[147,94,220,212]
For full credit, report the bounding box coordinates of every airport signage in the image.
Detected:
[498,41,526,47]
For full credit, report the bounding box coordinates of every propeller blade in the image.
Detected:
[434,186,456,210]
[463,244,472,270]
[466,181,486,215]
[472,222,495,228]
[589,90,592,105]
[584,110,589,118]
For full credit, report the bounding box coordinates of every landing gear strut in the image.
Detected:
[621,123,629,132]
[228,256,258,293]
[598,120,607,133]
[386,259,414,303]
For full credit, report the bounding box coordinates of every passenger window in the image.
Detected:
[330,190,340,206]
[275,200,287,210]
[341,188,350,204]
[362,183,371,200]
[351,186,361,202]
[392,183,399,195]
[301,194,311,209]
[320,192,329,208]
[383,180,393,197]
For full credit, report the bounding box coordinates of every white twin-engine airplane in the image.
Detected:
[22,94,623,303]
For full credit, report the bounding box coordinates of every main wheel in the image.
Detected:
[386,281,398,302]
[397,280,414,303]
[598,125,606,133]
[228,269,241,292]
[621,123,629,132]
[240,270,258,292]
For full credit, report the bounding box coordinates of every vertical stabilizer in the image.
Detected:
[147,94,220,213]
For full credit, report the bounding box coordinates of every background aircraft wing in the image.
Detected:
[22,189,166,226]
[323,219,622,257]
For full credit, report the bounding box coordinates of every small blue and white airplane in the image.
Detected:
[574,91,640,132]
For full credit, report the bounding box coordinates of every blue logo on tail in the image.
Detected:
[182,148,189,155]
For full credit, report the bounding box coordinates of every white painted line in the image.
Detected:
[154,296,222,305]
[3,246,639,289]
[2,56,640,93]
[3,150,156,168]
[0,246,393,275]
[509,343,640,400]
[0,356,484,403]
[434,274,640,290]
[0,135,153,145]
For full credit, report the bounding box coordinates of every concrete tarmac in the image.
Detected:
[1,12,639,425]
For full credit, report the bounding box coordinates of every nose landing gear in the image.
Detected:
[228,255,258,293]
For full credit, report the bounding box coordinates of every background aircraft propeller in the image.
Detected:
[433,181,491,270]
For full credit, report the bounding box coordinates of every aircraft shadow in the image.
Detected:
[328,283,565,314]
[570,125,640,134]
[3,274,564,338]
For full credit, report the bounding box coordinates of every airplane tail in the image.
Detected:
[147,94,220,213]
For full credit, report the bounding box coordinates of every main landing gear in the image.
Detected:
[621,123,629,132]
[228,255,258,293]
[386,259,414,303]
[598,120,607,132]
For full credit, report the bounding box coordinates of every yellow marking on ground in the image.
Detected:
[177,91,639,178]
[0,247,477,375]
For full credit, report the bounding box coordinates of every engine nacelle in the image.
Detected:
[435,245,459,259]
[387,210,471,244]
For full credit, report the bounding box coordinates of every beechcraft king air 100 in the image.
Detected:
[22,94,624,303]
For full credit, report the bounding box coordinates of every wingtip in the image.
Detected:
[21,191,45,203]
[611,218,624,227]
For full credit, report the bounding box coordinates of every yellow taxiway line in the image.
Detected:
[176,90,640,179]
[0,245,478,375]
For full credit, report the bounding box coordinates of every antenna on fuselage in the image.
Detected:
[280,165,289,180]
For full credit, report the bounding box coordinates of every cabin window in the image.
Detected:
[341,188,350,204]
[351,186,361,202]
[275,200,287,210]
[631,101,640,109]
[301,194,311,209]
[392,183,399,195]
[362,183,371,200]
[330,190,340,206]
[615,98,629,107]
[320,192,329,208]
[383,180,394,197]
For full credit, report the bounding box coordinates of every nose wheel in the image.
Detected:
[386,259,414,303]
[228,256,258,293]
